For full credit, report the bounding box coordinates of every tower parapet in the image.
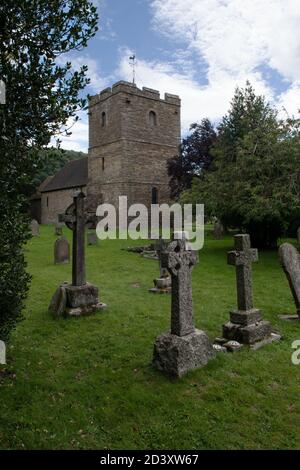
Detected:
[89,81,180,107]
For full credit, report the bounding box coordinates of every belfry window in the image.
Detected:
[101,111,106,127]
[149,111,157,127]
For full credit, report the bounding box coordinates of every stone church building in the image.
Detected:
[38,81,181,224]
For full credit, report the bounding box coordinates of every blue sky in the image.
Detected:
[60,0,300,152]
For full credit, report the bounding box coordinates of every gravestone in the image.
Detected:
[153,239,214,378]
[54,236,70,265]
[48,190,106,317]
[87,231,98,245]
[54,223,63,236]
[279,243,300,319]
[30,219,39,236]
[0,340,6,365]
[222,234,280,348]
[297,227,300,244]
[149,238,171,294]
[213,221,224,240]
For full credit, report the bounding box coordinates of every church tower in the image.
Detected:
[87,81,181,212]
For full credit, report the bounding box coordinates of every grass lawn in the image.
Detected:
[1,225,300,450]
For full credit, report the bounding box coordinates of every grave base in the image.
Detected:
[230,308,262,326]
[278,312,300,321]
[49,282,106,318]
[66,302,106,317]
[222,318,273,345]
[250,332,281,350]
[153,329,215,378]
[149,277,171,294]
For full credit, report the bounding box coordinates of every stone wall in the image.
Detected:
[87,81,181,213]
[41,187,87,225]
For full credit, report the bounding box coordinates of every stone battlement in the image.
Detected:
[89,81,180,106]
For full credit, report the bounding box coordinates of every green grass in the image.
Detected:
[1,225,300,450]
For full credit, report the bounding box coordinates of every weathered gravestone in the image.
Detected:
[222,234,280,348]
[48,190,106,317]
[297,228,300,244]
[87,231,98,245]
[54,222,63,236]
[149,238,171,294]
[0,340,6,365]
[30,219,39,236]
[153,239,214,378]
[213,221,224,240]
[279,243,300,320]
[54,236,70,265]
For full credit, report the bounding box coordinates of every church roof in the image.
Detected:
[41,157,87,193]
[30,175,54,200]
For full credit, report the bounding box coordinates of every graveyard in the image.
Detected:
[1,224,300,450]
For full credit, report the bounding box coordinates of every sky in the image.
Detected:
[59,0,300,152]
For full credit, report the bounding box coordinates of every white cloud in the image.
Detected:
[60,0,300,149]
[51,113,89,153]
[151,0,300,80]
[150,0,300,121]
[56,53,109,93]
[118,51,273,133]
[278,82,300,118]
[54,54,109,152]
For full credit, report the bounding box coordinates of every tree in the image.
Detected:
[168,119,217,199]
[0,1,98,342]
[26,148,87,196]
[182,83,300,249]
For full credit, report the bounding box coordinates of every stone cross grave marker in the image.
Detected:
[54,236,70,265]
[149,237,171,293]
[279,243,300,319]
[222,234,279,347]
[0,340,6,365]
[59,190,95,286]
[155,237,169,278]
[30,219,39,236]
[153,239,214,377]
[228,233,258,314]
[162,239,198,336]
[49,190,105,317]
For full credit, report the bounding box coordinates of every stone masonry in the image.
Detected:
[87,81,181,214]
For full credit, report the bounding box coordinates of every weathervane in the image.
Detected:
[129,54,136,84]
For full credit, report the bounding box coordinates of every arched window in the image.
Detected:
[101,111,106,127]
[151,187,158,204]
[149,110,157,127]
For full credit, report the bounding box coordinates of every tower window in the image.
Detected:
[46,196,49,208]
[151,187,158,204]
[102,157,105,171]
[149,111,157,127]
[101,111,106,127]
